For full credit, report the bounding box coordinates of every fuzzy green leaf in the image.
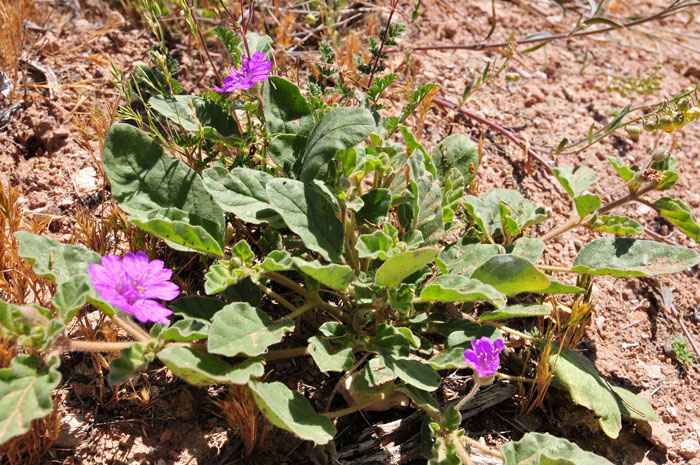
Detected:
[375,247,440,288]
[653,198,700,243]
[479,304,551,322]
[471,255,550,296]
[291,258,354,290]
[249,380,336,444]
[308,336,355,373]
[501,432,614,465]
[587,215,643,235]
[552,166,597,198]
[420,275,506,308]
[158,346,263,385]
[572,238,699,277]
[149,95,241,144]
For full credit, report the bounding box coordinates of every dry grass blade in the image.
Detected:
[0,0,35,98]
[0,398,61,465]
[212,385,272,459]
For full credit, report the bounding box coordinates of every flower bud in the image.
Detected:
[625,125,641,139]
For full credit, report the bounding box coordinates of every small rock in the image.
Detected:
[55,413,87,448]
[684,66,700,80]
[637,204,651,215]
[423,71,437,80]
[73,167,98,193]
[645,364,662,379]
[666,406,679,419]
[680,438,700,459]
[644,421,675,450]
[596,316,605,327]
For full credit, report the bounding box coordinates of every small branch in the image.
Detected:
[461,435,504,459]
[455,382,480,411]
[256,282,298,312]
[67,339,141,352]
[368,0,398,87]
[112,314,151,341]
[323,387,394,419]
[287,302,316,320]
[536,264,575,273]
[263,346,309,361]
[495,372,534,384]
[486,323,538,342]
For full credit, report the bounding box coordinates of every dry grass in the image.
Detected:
[0,0,35,98]
[0,399,61,465]
[212,385,272,459]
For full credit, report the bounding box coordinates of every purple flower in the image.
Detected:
[463,337,505,380]
[214,51,272,92]
[88,251,179,325]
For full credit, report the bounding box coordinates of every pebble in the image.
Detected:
[666,406,679,419]
[637,204,651,215]
[680,438,700,459]
[645,364,662,379]
[73,167,98,193]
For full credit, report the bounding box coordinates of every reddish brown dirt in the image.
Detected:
[1,0,700,464]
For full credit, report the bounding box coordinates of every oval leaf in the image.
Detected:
[471,255,550,296]
[420,274,506,308]
[653,197,700,243]
[479,304,551,322]
[502,432,614,465]
[208,302,294,357]
[249,380,336,444]
[375,247,440,288]
[572,238,700,277]
[158,346,263,385]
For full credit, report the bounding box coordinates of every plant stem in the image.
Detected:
[287,302,315,320]
[540,182,657,242]
[486,323,538,342]
[68,340,141,352]
[455,382,480,411]
[461,435,503,459]
[536,264,574,273]
[367,0,398,87]
[496,372,534,384]
[112,314,151,341]
[323,387,394,419]
[256,282,298,313]
[262,270,346,321]
[451,436,475,465]
[263,346,309,361]
[186,0,223,85]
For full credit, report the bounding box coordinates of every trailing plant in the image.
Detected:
[3,10,700,465]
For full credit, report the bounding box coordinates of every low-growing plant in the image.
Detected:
[3,6,700,465]
[671,336,698,368]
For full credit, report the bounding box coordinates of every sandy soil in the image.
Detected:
[1,0,699,464]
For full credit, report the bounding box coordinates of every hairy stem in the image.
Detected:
[263,346,309,361]
[112,314,151,341]
[455,382,480,411]
[322,386,395,419]
[496,372,534,384]
[451,436,475,465]
[367,0,398,87]
[256,282,298,313]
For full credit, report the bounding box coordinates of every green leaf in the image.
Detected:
[356,189,391,224]
[202,167,284,228]
[574,194,602,218]
[584,17,623,28]
[158,347,263,385]
[439,240,504,277]
[267,179,344,262]
[203,259,247,295]
[651,154,679,191]
[409,150,444,244]
[611,386,658,421]
[249,379,336,445]
[482,189,547,237]
[159,318,210,342]
[380,354,441,391]
[375,247,440,288]
[241,32,272,55]
[356,230,394,260]
[587,215,643,235]
[501,432,614,465]
[607,156,637,183]
[471,255,550,296]
[538,278,585,294]
[420,275,506,308]
[264,76,315,136]
[208,302,294,357]
[460,195,495,238]
[103,123,224,233]
[169,296,224,321]
[299,107,375,182]
[0,302,65,350]
[262,250,295,271]
[572,238,699,277]
[15,231,100,284]
[653,198,700,243]
[0,355,61,445]
[549,345,621,438]
[552,166,597,198]
[432,134,479,186]
[352,356,398,392]
[291,258,354,290]
[128,207,224,256]
[52,275,93,322]
[308,336,355,373]
[397,385,440,415]
[149,95,241,144]
[263,77,315,174]
[220,277,262,307]
[508,237,545,263]
[109,343,154,385]
[479,304,551,322]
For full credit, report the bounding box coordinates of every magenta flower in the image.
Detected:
[88,251,179,325]
[463,337,505,380]
[214,51,272,92]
